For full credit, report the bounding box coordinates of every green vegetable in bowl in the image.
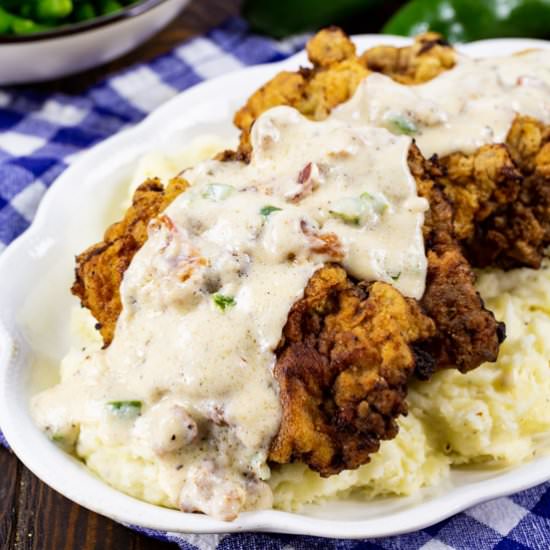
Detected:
[97,0,124,15]
[35,0,73,20]
[0,0,140,35]
[11,17,52,34]
[73,3,96,21]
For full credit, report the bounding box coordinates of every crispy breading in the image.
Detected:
[73,147,503,378]
[71,146,503,474]
[235,27,547,269]
[71,176,188,346]
[407,145,505,377]
[70,29,508,476]
[435,144,522,242]
[234,28,456,153]
[360,32,455,84]
[419,246,506,375]
[436,116,550,269]
[270,264,435,476]
[507,115,550,174]
[306,26,357,68]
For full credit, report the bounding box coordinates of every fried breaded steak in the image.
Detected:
[73,148,503,376]
[437,116,550,269]
[73,186,438,477]
[71,29,512,476]
[407,146,505,377]
[72,143,503,475]
[72,177,188,346]
[234,28,456,154]
[236,28,550,272]
[270,265,435,475]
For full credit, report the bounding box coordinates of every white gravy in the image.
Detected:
[32,106,427,520]
[335,50,550,157]
[31,48,550,520]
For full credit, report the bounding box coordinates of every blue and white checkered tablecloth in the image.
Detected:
[0,16,549,550]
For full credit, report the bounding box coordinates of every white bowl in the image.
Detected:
[0,0,189,85]
[1,35,550,539]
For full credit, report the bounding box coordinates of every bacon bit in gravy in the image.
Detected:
[298,162,313,184]
[300,219,344,260]
[287,162,320,203]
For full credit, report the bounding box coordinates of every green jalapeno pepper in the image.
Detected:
[383,0,550,43]
[242,0,383,38]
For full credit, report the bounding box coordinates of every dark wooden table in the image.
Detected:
[0,1,240,548]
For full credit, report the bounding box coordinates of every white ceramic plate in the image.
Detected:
[1,35,550,539]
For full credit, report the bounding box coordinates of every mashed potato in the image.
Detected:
[126,134,231,198]
[269,261,550,510]
[58,138,550,512]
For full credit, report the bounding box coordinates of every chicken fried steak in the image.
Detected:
[436,116,550,270]
[72,140,503,475]
[72,176,188,346]
[235,28,550,273]
[234,28,456,154]
[271,264,435,475]
[70,28,526,477]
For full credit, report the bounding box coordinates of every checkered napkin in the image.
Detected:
[0,16,549,550]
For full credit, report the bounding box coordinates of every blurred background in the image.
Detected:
[2,0,550,89]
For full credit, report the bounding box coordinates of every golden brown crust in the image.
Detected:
[270,265,435,475]
[234,29,455,153]
[69,29,513,477]
[71,177,188,345]
[360,32,455,84]
[419,247,506,375]
[407,145,505,376]
[436,144,522,242]
[306,27,357,68]
[435,116,550,269]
